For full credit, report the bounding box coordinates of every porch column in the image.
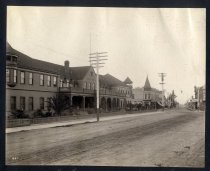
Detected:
[83,96,85,111]
[70,95,73,106]
[105,97,108,112]
[110,98,113,111]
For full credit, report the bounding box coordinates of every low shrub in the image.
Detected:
[33,109,43,118]
[43,111,53,117]
[11,109,29,119]
[87,108,96,114]
[33,109,53,118]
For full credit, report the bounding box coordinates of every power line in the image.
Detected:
[89,52,108,122]
[158,73,167,111]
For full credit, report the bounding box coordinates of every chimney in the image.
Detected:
[64,60,70,78]
[64,60,69,68]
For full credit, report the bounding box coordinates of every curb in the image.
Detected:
[6,110,164,134]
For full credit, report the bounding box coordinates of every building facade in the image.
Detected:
[194,85,206,110]
[132,76,162,107]
[6,43,133,117]
[99,74,133,111]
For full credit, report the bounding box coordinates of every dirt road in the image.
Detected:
[6,109,205,167]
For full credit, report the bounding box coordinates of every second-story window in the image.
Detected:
[29,72,33,85]
[20,71,25,84]
[60,79,63,87]
[66,79,69,87]
[84,82,87,89]
[145,94,147,99]
[14,70,17,83]
[6,69,10,83]
[88,83,91,89]
[40,74,44,86]
[53,76,57,87]
[47,76,51,86]
[92,83,95,90]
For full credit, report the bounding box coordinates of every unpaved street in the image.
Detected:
[6,109,205,167]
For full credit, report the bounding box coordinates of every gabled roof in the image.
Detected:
[6,42,91,80]
[124,77,133,84]
[144,76,151,90]
[71,66,92,80]
[100,74,127,87]
[6,42,13,53]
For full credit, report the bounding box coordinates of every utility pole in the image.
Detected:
[89,52,108,121]
[159,73,167,111]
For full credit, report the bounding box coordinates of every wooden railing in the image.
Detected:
[59,87,127,97]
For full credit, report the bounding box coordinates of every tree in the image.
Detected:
[50,93,69,116]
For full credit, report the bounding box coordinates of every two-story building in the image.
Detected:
[132,76,162,106]
[99,74,133,111]
[6,43,133,117]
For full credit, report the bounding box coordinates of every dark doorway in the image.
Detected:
[107,98,112,111]
[72,96,83,108]
[112,98,117,110]
[100,97,106,110]
[85,97,95,108]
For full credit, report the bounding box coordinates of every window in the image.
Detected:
[47,76,51,86]
[92,83,95,90]
[73,81,77,87]
[28,97,33,111]
[84,82,87,89]
[29,73,33,85]
[6,69,10,83]
[7,56,11,61]
[60,79,63,87]
[14,70,17,83]
[20,97,25,110]
[40,74,44,86]
[12,56,17,62]
[88,83,91,89]
[10,96,16,111]
[20,71,25,84]
[47,97,51,111]
[145,94,147,99]
[40,97,44,110]
[90,71,93,76]
[66,79,69,87]
[53,77,57,87]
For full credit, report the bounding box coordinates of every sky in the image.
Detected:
[7,7,206,104]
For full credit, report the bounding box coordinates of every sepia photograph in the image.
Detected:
[6,7,205,167]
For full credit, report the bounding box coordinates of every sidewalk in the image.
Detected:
[6,111,162,134]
